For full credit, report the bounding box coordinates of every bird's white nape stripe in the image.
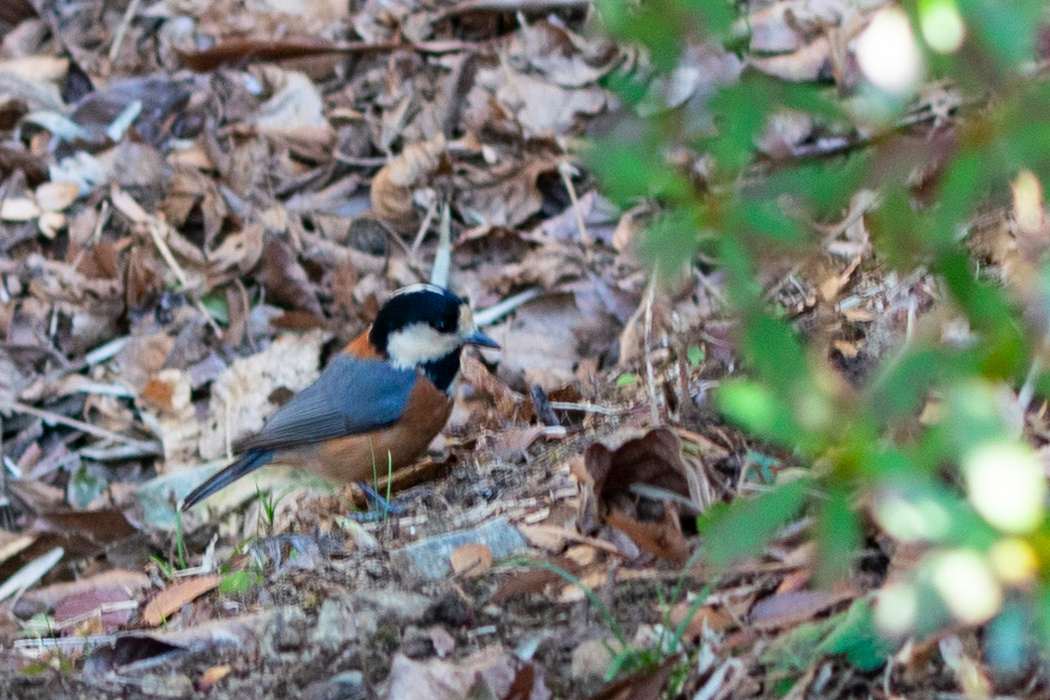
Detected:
[391,282,448,299]
[386,322,462,369]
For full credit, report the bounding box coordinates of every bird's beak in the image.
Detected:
[464,329,500,349]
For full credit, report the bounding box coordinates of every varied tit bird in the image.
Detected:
[180,284,499,510]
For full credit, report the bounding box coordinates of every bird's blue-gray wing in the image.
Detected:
[237,355,417,452]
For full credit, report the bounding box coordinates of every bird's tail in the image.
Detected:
[180,450,274,510]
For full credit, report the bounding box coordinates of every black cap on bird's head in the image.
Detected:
[369,285,499,388]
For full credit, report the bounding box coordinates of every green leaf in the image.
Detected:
[687,345,705,367]
[699,477,809,564]
[200,293,230,326]
[815,487,861,587]
[220,570,257,595]
[616,373,639,387]
[956,0,1039,69]
[718,379,801,446]
[818,598,896,670]
[867,346,949,425]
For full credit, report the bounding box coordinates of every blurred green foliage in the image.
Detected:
[591,0,1050,669]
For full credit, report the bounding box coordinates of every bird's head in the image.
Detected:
[369,284,499,389]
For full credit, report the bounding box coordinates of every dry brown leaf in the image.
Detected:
[370,134,446,233]
[459,354,529,422]
[197,665,233,693]
[449,543,492,577]
[749,589,855,630]
[667,603,734,640]
[585,658,675,700]
[142,575,221,627]
[257,236,324,317]
[20,569,150,610]
[386,647,548,700]
[490,425,545,460]
[606,508,691,566]
[54,586,137,633]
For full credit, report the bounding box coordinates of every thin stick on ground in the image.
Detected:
[108,0,142,63]
[644,279,661,425]
[430,200,452,289]
[12,402,162,455]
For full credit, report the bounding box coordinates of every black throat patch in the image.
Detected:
[421,351,461,392]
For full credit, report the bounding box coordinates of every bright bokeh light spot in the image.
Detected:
[919,0,966,54]
[872,491,951,542]
[856,7,924,95]
[1011,169,1044,233]
[930,549,1002,624]
[875,581,918,636]
[989,538,1039,586]
[963,441,1046,534]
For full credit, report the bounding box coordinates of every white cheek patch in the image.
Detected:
[387,323,461,369]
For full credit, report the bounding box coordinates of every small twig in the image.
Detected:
[146,220,189,288]
[105,99,142,142]
[643,279,660,424]
[108,0,142,64]
[12,401,161,454]
[437,0,590,19]
[430,200,452,289]
[332,154,388,168]
[547,401,624,415]
[84,335,131,366]
[558,160,592,247]
[473,287,542,327]
[410,197,439,258]
[0,547,64,606]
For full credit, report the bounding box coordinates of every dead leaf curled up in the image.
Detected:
[370,134,446,233]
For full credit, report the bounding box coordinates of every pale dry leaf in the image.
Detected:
[245,0,345,24]
[748,36,832,82]
[511,19,620,88]
[37,211,64,238]
[0,195,40,221]
[495,70,606,136]
[486,294,584,390]
[35,181,79,212]
[0,532,34,568]
[0,56,68,82]
[428,627,456,658]
[254,70,329,132]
